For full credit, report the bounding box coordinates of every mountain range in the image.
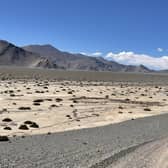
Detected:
[0,40,154,72]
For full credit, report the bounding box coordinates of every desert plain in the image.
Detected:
[0,67,168,168]
[0,67,168,136]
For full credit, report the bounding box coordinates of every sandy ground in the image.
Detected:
[0,79,168,136]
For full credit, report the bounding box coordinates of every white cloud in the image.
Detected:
[91,52,102,56]
[80,51,103,57]
[157,48,163,52]
[80,52,87,55]
[105,51,168,70]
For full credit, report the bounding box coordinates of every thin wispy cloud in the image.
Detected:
[80,52,87,55]
[105,51,168,70]
[91,52,102,56]
[80,51,103,57]
[157,48,163,52]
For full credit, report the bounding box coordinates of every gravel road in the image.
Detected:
[111,137,168,168]
[0,113,168,168]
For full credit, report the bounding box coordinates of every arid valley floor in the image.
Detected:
[1,77,168,136]
[0,67,168,168]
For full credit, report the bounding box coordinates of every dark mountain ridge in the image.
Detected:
[0,39,153,72]
[23,44,153,72]
[0,40,52,68]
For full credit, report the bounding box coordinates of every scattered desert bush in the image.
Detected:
[2,118,12,122]
[0,136,9,141]
[18,124,29,130]
[55,98,63,102]
[144,108,151,111]
[18,107,31,110]
[3,126,12,130]
[33,99,44,103]
[33,102,41,106]
[24,120,33,125]
[30,122,39,128]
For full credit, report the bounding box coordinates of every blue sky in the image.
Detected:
[1,0,168,69]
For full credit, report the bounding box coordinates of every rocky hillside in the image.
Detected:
[0,40,56,68]
[0,39,153,72]
[23,44,152,72]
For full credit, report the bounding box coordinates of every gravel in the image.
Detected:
[0,113,168,168]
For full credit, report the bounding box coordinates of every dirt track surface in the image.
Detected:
[111,137,168,168]
[0,114,168,168]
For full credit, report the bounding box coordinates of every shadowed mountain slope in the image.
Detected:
[0,40,58,68]
[0,39,153,72]
[23,44,152,72]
